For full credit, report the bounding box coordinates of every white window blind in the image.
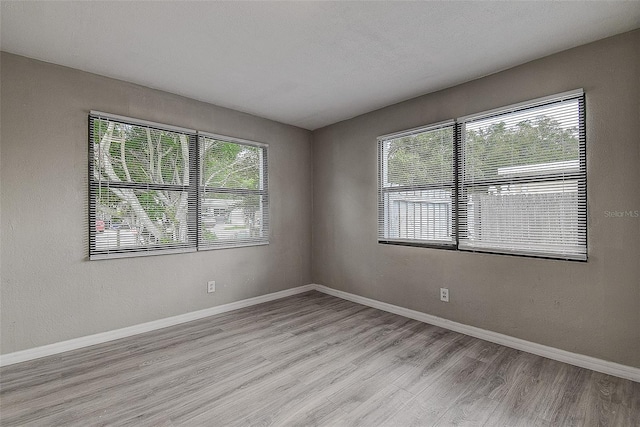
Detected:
[89,112,198,259]
[377,90,587,261]
[89,113,269,259]
[378,122,456,246]
[458,90,586,260]
[198,133,269,250]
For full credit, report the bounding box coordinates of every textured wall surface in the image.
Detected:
[312,30,640,367]
[0,53,313,354]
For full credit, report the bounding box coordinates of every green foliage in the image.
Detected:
[386,127,453,186]
[384,117,579,186]
[97,120,188,185]
[464,117,579,180]
[201,138,260,190]
[224,225,247,230]
[92,118,265,247]
[201,226,218,241]
[136,191,169,221]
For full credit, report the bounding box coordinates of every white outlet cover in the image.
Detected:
[208,281,216,293]
[440,288,449,302]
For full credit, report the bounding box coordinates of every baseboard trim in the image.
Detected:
[311,284,640,383]
[2,283,638,383]
[0,284,316,367]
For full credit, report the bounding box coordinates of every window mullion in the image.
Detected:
[454,122,461,245]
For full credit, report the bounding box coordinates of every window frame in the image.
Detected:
[377,120,457,249]
[377,89,587,261]
[197,131,269,251]
[88,111,269,260]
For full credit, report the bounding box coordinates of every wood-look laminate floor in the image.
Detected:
[1,291,638,426]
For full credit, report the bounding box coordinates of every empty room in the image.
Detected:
[1,1,639,426]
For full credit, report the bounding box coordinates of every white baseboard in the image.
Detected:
[2,283,638,383]
[311,284,640,383]
[0,284,315,367]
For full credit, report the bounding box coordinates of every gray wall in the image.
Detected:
[2,30,639,368]
[0,53,313,354]
[312,30,640,367]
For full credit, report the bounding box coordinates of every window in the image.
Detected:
[458,91,586,260]
[89,112,268,259]
[377,89,587,261]
[378,122,456,247]
[198,133,269,249]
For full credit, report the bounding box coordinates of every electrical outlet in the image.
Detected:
[440,287,449,302]
[207,281,216,293]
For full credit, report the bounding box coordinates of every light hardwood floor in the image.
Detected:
[1,291,638,426]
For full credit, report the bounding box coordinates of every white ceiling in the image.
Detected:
[2,1,639,130]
